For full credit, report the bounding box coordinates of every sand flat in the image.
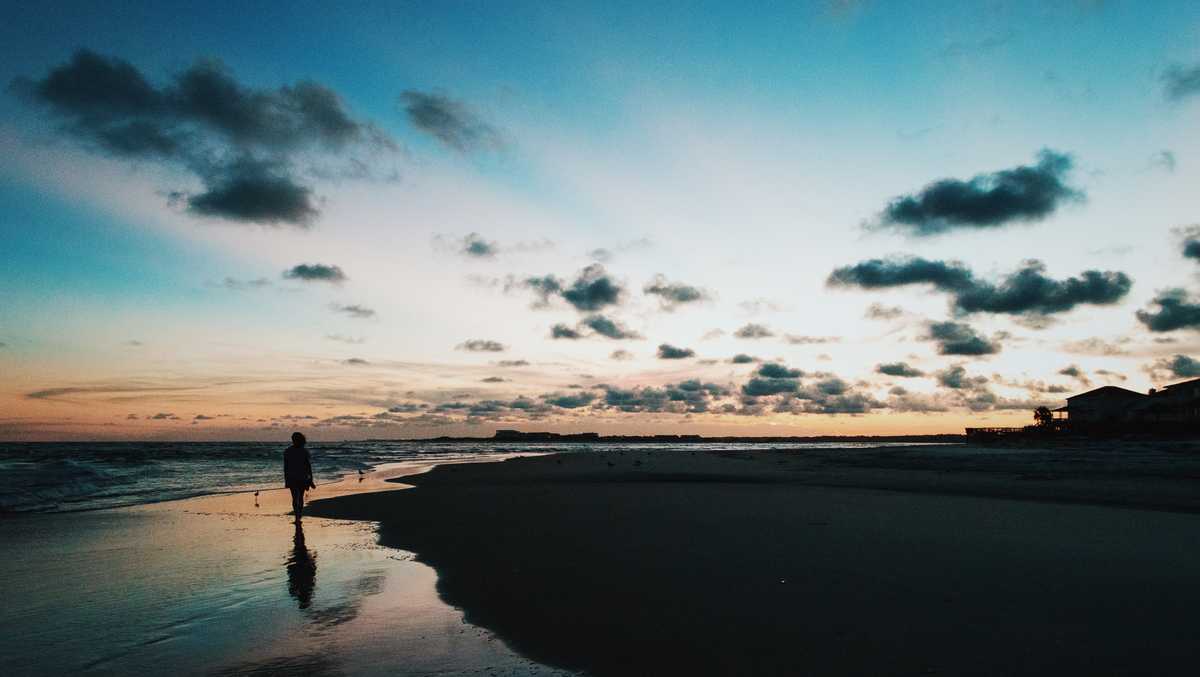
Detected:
[310,447,1200,675]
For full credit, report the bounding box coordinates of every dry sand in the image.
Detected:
[309,445,1200,675]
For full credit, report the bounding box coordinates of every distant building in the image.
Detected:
[1061,385,1148,425]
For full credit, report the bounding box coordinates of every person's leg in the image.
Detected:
[290,487,304,520]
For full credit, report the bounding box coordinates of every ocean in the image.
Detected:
[0,440,939,513]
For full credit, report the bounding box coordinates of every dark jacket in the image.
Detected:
[284,445,314,489]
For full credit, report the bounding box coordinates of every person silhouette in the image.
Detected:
[284,432,316,522]
[286,522,317,609]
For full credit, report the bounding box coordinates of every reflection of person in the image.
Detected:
[286,522,317,609]
[284,432,316,522]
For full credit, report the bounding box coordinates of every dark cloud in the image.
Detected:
[342,358,369,366]
[283,263,346,283]
[1163,62,1200,101]
[562,265,623,312]
[733,323,774,339]
[496,360,530,367]
[330,303,375,319]
[193,414,215,421]
[643,275,711,311]
[602,380,730,414]
[610,349,634,361]
[1057,365,1090,384]
[1136,289,1200,332]
[656,344,695,360]
[13,50,390,225]
[481,376,507,383]
[185,159,318,224]
[1095,369,1127,381]
[456,339,506,352]
[935,365,989,390]
[926,321,1001,356]
[829,257,1131,317]
[741,362,804,397]
[400,90,501,153]
[542,392,596,409]
[1150,354,1200,378]
[581,315,641,340]
[876,362,924,377]
[514,264,623,312]
[150,412,180,420]
[873,150,1081,235]
[550,324,583,340]
[730,353,758,364]
[460,232,497,258]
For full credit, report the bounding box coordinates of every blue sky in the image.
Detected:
[2,1,1199,440]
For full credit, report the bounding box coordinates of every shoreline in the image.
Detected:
[309,446,1200,675]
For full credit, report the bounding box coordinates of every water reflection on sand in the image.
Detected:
[0,457,572,676]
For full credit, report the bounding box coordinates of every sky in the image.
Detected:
[2,0,1200,441]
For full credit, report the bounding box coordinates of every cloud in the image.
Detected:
[581,314,640,340]
[13,50,390,225]
[733,323,774,339]
[1175,225,1200,262]
[829,257,1131,317]
[283,263,346,283]
[1163,62,1200,101]
[1057,365,1090,385]
[495,360,529,367]
[741,362,804,397]
[872,150,1081,235]
[542,392,596,409]
[1095,369,1127,381]
[193,414,215,421]
[514,264,623,312]
[399,90,501,153]
[935,365,989,390]
[657,344,695,360]
[1061,337,1130,356]
[730,354,758,364]
[1136,289,1200,332]
[221,276,271,290]
[461,232,498,258]
[481,376,507,383]
[926,321,1001,355]
[864,303,904,320]
[149,412,180,420]
[602,380,731,414]
[342,358,369,366]
[325,334,365,344]
[330,303,375,319]
[701,329,726,341]
[643,275,712,311]
[783,335,840,345]
[550,324,583,340]
[184,159,318,224]
[587,238,652,263]
[610,349,634,361]
[1149,354,1200,379]
[738,298,785,315]
[876,362,924,377]
[1150,150,1177,173]
[456,339,506,352]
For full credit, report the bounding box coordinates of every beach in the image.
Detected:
[309,444,1200,675]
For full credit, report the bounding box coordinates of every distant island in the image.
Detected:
[386,430,966,444]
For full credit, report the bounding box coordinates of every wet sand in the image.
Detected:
[0,455,571,676]
[310,447,1200,675]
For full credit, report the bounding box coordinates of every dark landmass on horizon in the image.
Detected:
[381,430,967,444]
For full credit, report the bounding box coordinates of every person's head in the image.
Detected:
[291,432,307,448]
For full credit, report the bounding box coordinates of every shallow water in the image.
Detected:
[0,440,949,513]
[0,458,575,676]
